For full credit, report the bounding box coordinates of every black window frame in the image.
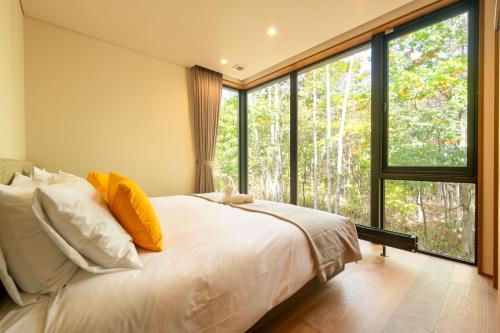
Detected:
[226,0,478,265]
[381,1,478,180]
[377,0,479,264]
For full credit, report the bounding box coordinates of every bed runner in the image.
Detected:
[192,193,362,283]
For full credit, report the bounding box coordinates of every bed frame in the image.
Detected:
[247,266,343,332]
[0,158,34,303]
[247,277,322,332]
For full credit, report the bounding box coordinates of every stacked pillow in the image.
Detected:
[88,172,163,252]
[0,174,77,306]
[32,172,142,272]
[0,168,161,307]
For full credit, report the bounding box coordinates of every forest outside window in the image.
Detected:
[247,78,291,202]
[297,46,371,226]
[213,88,239,191]
[221,0,477,264]
[386,12,470,168]
[380,1,477,262]
[384,180,476,262]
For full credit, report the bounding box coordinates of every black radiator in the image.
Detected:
[356,225,418,252]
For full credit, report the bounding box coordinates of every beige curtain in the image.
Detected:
[192,66,223,193]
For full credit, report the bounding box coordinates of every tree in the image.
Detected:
[213,89,239,191]
[335,57,353,214]
[312,70,319,209]
[325,64,332,212]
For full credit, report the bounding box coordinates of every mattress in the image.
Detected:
[0,195,315,332]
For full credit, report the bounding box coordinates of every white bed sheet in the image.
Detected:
[1,195,315,332]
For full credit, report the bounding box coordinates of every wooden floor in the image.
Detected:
[260,240,498,333]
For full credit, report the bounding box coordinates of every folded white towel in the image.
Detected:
[222,185,254,204]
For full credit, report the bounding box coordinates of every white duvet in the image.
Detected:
[1,195,315,332]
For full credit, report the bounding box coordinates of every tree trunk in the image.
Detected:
[325,64,332,212]
[268,87,275,200]
[273,85,284,202]
[301,153,307,205]
[459,184,472,255]
[455,184,463,230]
[335,58,353,214]
[417,186,427,237]
[250,97,266,199]
[441,183,449,224]
[312,70,319,209]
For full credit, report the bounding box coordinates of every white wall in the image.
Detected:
[24,18,195,196]
[0,0,25,159]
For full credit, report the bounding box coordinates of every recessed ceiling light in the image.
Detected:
[220,58,228,65]
[267,27,277,36]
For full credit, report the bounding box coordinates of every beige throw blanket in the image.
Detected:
[193,193,362,283]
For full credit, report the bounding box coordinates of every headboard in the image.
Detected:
[0,158,33,302]
[0,158,33,185]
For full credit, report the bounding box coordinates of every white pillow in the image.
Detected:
[32,176,142,270]
[10,173,35,189]
[0,184,78,299]
[31,167,53,185]
[0,245,46,306]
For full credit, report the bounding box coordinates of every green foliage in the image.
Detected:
[385,181,475,261]
[213,12,474,262]
[383,13,475,261]
[247,80,291,202]
[213,89,239,191]
[297,48,371,226]
[388,13,468,167]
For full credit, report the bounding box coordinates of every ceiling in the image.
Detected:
[21,0,419,82]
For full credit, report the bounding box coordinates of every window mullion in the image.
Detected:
[239,90,247,194]
[290,72,298,205]
[371,33,384,229]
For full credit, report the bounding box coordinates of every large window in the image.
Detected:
[223,0,477,264]
[380,3,477,262]
[297,47,371,225]
[213,88,239,191]
[247,78,290,202]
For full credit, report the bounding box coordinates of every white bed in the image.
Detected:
[1,195,315,332]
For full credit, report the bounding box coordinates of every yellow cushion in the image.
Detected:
[107,173,163,251]
[87,171,109,202]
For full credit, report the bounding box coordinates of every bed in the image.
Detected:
[0,159,361,332]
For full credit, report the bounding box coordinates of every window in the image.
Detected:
[379,2,477,262]
[297,46,371,225]
[213,88,239,191]
[226,0,477,264]
[387,13,469,167]
[384,180,475,261]
[247,78,290,202]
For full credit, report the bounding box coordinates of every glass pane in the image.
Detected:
[248,79,290,202]
[297,47,371,225]
[384,180,475,262]
[213,88,239,192]
[388,13,468,167]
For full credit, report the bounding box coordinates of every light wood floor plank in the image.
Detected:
[487,292,498,333]
[383,317,433,333]
[260,241,498,333]
[388,259,454,331]
[435,281,488,333]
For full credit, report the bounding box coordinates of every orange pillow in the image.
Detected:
[87,171,109,202]
[107,173,163,251]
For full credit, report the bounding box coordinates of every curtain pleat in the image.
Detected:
[192,66,223,193]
